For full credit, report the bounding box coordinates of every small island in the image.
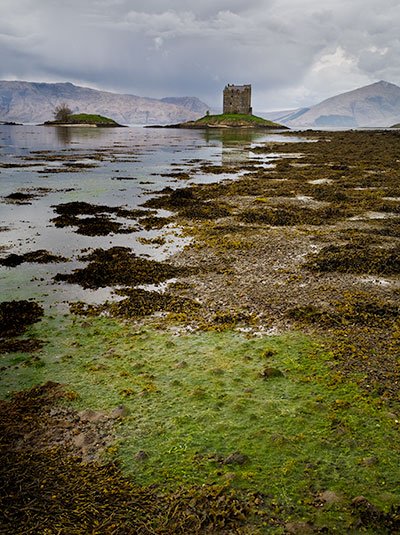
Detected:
[44,113,124,127]
[0,121,23,126]
[391,123,400,128]
[152,84,287,129]
[171,112,287,129]
[43,104,124,127]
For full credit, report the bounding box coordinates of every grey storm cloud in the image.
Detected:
[0,0,399,110]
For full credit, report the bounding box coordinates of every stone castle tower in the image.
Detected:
[223,84,252,115]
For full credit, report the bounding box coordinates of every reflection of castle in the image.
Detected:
[201,128,270,166]
[220,130,254,166]
[223,84,252,115]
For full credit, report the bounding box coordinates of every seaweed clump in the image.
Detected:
[287,293,400,327]
[54,214,133,236]
[0,300,44,337]
[351,496,400,534]
[287,292,400,398]
[0,338,44,354]
[239,205,347,226]
[143,188,232,220]
[51,201,139,236]
[54,247,189,289]
[305,243,400,274]
[71,288,200,319]
[4,192,35,204]
[0,249,68,267]
[1,450,251,535]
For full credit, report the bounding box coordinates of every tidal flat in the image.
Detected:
[1,125,400,534]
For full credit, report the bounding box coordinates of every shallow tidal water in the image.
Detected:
[0,125,297,309]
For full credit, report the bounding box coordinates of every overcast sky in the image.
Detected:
[0,0,399,111]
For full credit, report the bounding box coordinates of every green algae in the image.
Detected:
[1,313,400,533]
[0,382,253,535]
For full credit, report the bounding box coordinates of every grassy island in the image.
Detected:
[44,113,124,127]
[391,123,400,128]
[172,113,287,129]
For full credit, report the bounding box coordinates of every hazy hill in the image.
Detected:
[282,81,400,127]
[0,81,211,125]
[160,96,211,114]
[259,108,303,122]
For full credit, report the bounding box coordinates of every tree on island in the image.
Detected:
[53,103,72,122]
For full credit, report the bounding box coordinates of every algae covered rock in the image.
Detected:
[259,366,284,379]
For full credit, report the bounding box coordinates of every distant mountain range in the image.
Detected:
[0,81,211,124]
[2,79,400,128]
[262,81,400,128]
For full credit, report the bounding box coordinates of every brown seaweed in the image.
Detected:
[0,338,44,355]
[0,300,44,337]
[54,247,190,289]
[0,249,68,267]
[71,288,200,319]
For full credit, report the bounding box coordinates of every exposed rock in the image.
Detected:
[223,452,248,465]
[259,367,284,378]
[285,521,313,534]
[351,495,377,513]
[360,456,378,466]
[110,405,130,419]
[222,472,237,480]
[72,431,98,449]
[79,408,107,423]
[175,360,188,368]
[134,450,149,461]
[320,490,342,505]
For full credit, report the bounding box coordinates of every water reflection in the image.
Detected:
[0,125,304,306]
[201,128,274,145]
[201,128,275,166]
[54,126,72,144]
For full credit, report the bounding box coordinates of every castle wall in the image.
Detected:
[223,84,252,115]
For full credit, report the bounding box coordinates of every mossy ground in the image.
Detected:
[1,313,400,533]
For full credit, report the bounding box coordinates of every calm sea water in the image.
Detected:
[0,125,296,309]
